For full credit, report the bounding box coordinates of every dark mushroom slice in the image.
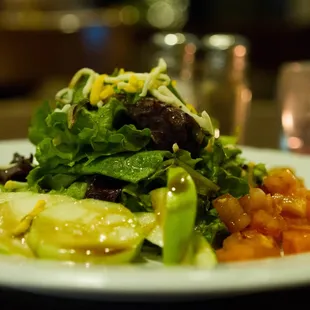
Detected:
[124,98,205,157]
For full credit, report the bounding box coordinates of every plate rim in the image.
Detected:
[1,253,310,296]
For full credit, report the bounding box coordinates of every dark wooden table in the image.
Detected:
[0,285,308,308]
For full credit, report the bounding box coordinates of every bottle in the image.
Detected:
[199,34,251,143]
[148,31,200,107]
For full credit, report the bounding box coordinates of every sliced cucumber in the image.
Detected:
[146,225,163,247]
[163,167,197,265]
[0,192,74,222]
[135,212,163,247]
[150,187,168,225]
[0,235,34,258]
[134,212,157,236]
[0,192,75,236]
[27,199,144,264]
[192,234,217,268]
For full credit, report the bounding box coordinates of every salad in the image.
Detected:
[0,59,309,266]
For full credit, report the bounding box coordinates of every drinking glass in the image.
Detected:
[277,61,310,154]
[199,34,251,144]
[147,32,200,107]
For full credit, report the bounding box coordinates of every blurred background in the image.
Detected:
[0,0,310,152]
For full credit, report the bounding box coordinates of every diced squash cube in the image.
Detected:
[239,188,273,215]
[285,217,309,228]
[264,168,299,195]
[250,209,286,238]
[283,230,310,255]
[306,197,310,221]
[216,231,281,262]
[285,224,310,232]
[273,194,307,218]
[213,194,251,233]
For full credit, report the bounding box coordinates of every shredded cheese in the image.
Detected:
[186,103,197,114]
[12,200,46,237]
[52,58,214,135]
[172,143,179,153]
[54,104,71,113]
[68,68,97,97]
[90,74,106,105]
[140,58,167,97]
[152,85,214,134]
[99,85,115,100]
[55,88,73,104]
[104,73,148,84]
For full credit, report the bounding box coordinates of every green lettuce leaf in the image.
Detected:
[252,163,268,185]
[200,139,250,198]
[216,168,249,197]
[27,150,170,189]
[29,98,152,169]
[174,149,202,169]
[52,151,170,183]
[218,135,238,146]
[121,183,153,212]
[50,181,88,200]
[36,174,78,191]
[71,75,89,105]
[28,101,52,145]
[195,209,228,247]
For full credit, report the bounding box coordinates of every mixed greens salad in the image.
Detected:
[0,59,267,266]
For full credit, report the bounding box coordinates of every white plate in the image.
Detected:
[0,139,310,301]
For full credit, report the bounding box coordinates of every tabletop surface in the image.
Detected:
[0,285,309,307]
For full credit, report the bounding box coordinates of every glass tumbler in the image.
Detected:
[199,34,251,144]
[277,61,310,154]
[147,32,200,107]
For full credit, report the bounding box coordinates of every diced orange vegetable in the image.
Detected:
[250,209,286,238]
[239,188,273,215]
[297,177,306,188]
[216,244,256,262]
[216,167,310,262]
[213,194,251,233]
[284,217,309,227]
[285,224,310,232]
[216,231,281,262]
[264,168,299,195]
[273,194,307,218]
[306,197,310,220]
[216,245,281,262]
[283,230,310,255]
[221,231,243,248]
[241,230,281,249]
[259,185,270,194]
